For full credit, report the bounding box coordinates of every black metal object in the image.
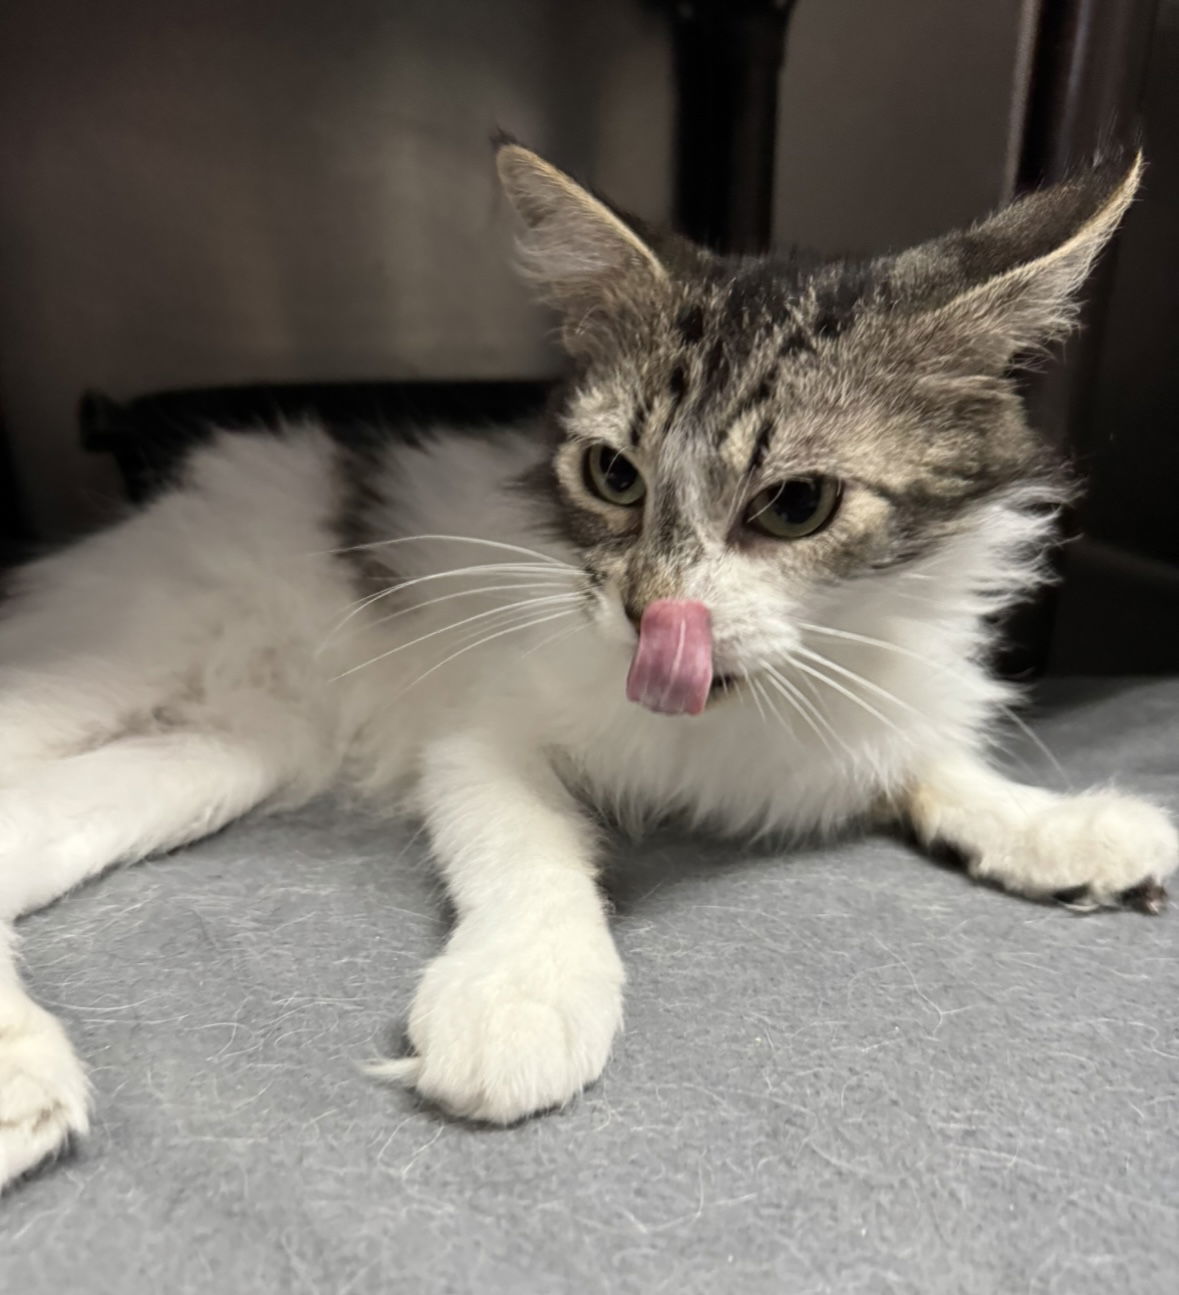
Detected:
[998,0,1160,677]
[668,0,798,253]
[0,406,31,566]
[1015,0,1159,455]
[82,381,550,503]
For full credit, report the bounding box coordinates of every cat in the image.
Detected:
[0,139,1174,1192]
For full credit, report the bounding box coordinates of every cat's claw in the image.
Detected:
[1055,877,1169,914]
[972,791,1178,912]
[1119,878,1168,913]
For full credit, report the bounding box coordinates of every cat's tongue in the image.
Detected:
[626,599,713,717]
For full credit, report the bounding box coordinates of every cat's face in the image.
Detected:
[497,141,1139,701]
[545,265,1039,681]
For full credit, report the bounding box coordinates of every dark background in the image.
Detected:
[0,0,1175,673]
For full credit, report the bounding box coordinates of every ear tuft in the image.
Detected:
[489,125,521,152]
[495,143,668,343]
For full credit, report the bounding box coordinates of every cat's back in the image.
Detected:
[0,423,350,669]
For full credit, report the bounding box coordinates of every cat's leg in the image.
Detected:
[374,728,624,1123]
[0,727,297,920]
[0,672,139,784]
[902,752,1178,910]
[0,725,303,1189]
[0,923,90,1190]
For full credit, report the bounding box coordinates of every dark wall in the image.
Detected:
[1049,0,1179,673]
[0,0,1027,539]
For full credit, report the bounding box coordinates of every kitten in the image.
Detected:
[0,141,1174,1190]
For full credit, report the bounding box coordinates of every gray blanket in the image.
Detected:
[3,677,1177,1294]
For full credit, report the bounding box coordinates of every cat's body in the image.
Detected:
[1,142,1175,1190]
[0,419,1019,839]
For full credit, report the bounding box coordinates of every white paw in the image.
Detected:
[973,791,1178,910]
[374,920,624,1124]
[0,998,90,1190]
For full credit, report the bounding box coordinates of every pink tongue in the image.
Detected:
[626,599,714,717]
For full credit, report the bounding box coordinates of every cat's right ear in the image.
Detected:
[495,137,669,346]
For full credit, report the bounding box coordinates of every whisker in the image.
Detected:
[319,562,578,649]
[786,655,905,740]
[792,643,925,723]
[321,533,577,570]
[380,608,579,703]
[797,620,955,666]
[331,593,582,681]
[759,673,821,748]
[745,674,770,728]
[520,617,588,660]
[762,665,848,760]
[363,579,578,635]
[441,599,581,658]
[796,619,1066,780]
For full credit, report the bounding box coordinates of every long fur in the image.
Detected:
[0,145,1173,1186]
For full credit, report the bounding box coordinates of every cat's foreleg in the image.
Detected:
[902,751,1177,910]
[376,728,624,1123]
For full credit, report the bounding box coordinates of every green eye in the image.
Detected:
[584,444,646,507]
[745,476,841,539]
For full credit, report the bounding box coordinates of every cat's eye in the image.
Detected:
[744,476,841,539]
[584,444,646,507]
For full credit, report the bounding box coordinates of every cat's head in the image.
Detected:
[496,139,1140,715]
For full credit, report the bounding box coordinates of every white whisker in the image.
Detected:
[319,562,579,650]
[322,533,577,570]
[762,665,848,760]
[786,655,905,741]
[380,608,579,702]
[745,674,770,728]
[792,643,925,722]
[796,619,1065,779]
[364,579,579,634]
[521,617,588,660]
[331,593,582,681]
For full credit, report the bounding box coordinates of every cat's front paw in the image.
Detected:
[0,998,90,1190]
[973,791,1177,912]
[376,922,624,1124]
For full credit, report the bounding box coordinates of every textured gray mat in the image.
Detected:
[2,678,1177,1294]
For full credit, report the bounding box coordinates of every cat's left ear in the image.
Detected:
[891,151,1143,371]
[495,138,670,347]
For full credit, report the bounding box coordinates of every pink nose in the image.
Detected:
[625,599,715,717]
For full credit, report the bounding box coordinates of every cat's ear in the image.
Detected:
[495,138,669,342]
[891,152,1143,371]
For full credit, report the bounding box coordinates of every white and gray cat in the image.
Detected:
[0,141,1174,1190]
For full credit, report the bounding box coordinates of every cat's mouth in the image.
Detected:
[624,599,748,714]
[708,673,737,700]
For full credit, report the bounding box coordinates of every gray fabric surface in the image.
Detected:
[2,677,1177,1294]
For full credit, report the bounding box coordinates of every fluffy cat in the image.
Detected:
[0,141,1174,1191]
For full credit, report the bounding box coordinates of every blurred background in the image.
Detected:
[0,0,1175,673]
